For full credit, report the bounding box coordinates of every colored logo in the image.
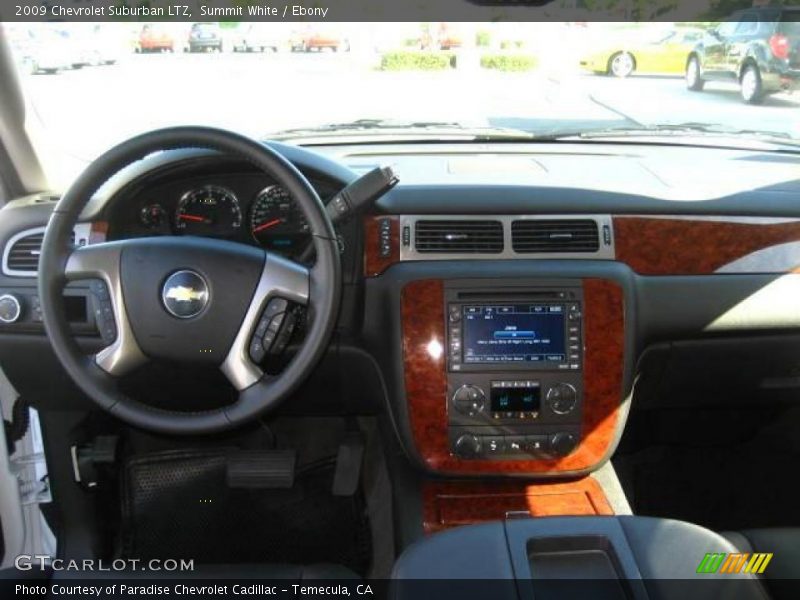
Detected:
[696,552,773,575]
[162,270,209,319]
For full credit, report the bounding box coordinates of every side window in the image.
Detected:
[734,19,758,36]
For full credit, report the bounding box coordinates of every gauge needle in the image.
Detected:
[252,218,282,234]
[179,214,207,223]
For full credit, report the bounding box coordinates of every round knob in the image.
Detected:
[0,294,22,324]
[549,432,577,457]
[547,383,577,415]
[452,384,486,417]
[454,434,482,459]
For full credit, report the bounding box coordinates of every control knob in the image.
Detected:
[452,384,486,417]
[453,434,483,459]
[0,294,22,324]
[547,383,577,415]
[549,432,578,457]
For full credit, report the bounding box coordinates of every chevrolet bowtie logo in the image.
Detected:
[162,270,209,319]
[165,286,207,303]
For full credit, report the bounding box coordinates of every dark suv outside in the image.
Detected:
[188,22,223,53]
[686,7,799,104]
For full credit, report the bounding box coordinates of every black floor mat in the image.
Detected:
[121,448,372,575]
[614,444,800,532]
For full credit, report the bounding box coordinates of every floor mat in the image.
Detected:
[121,448,372,575]
[614,443,800,531]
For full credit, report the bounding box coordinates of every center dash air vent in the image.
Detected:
[4,229,75,274]
[415,220,503,254]
[511,219,599,253]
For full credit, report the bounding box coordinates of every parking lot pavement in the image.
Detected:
[19,51,800,185]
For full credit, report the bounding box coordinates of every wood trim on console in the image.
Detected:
[363,215,399,277]
[401,278,625,475]
[613,216,800,275]
[423,478,614,535]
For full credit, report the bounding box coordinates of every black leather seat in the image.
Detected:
[721,528,799,600]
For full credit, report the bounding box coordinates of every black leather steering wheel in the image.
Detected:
[38,127,341,434]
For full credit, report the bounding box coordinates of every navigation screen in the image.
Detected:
[462,304,566,364]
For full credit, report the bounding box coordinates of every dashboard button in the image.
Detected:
[483,436,505,455]
[505,436,525,453]
[523,435,548,453]
[453,434,482,459]
[452,385,486,417]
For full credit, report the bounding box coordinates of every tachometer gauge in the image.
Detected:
[250,185,310,255]
[175,185,242,236]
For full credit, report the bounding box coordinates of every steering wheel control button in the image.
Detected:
[271,310,298,355]
[88,280,117,344]
[161,270,209,319]
[262,329,277,352]
[249,336,266,363]
[0,294,22,324]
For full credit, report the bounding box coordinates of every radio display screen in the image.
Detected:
[462,304,566,364]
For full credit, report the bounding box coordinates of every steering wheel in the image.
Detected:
[38,127,341,434]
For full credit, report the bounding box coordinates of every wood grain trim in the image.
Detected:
[363,215,399,277]
[423,478,614,535]
[401,278,625,475]
[614,216,800,275]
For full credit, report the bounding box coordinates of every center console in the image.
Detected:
[445,280,584,460]
[400,276,625,476]
[392,516,766,600]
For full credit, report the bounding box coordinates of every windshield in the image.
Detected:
[4,20,800,187]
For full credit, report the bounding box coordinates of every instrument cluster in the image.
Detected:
[114,174,334,259]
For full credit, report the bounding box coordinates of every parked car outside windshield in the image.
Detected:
[3,20,799,187]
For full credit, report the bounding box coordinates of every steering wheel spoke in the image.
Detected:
[40,127,340,434]
[220,253,309,391]
[65,243,148,377]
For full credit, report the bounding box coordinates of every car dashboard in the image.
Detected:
[2,140,800,495]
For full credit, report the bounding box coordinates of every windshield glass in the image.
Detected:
[4,20,800,186]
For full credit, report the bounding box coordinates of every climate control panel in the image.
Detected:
[447,374,583,460]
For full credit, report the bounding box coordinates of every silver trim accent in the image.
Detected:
[705,274,800,332]
[2,223,93,277]
[220,253,309,391]
[65,244,148,377]
[399,215,615,262]
[0,294,22,324]
[716,241,800,274]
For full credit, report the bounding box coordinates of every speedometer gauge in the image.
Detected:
[250,185,310,255]
[175,185,242,237]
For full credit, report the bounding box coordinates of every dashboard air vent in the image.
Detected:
[415,220,503,254]
[5,230,74,273]
[511,219,599,253]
